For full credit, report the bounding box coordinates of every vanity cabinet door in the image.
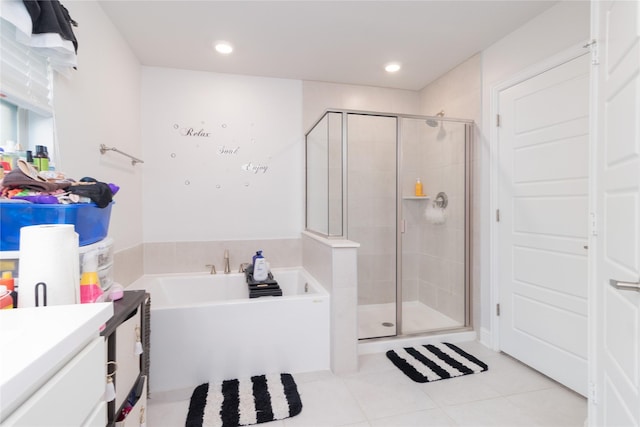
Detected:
[115,376,147,427]
[1,337,105,426]
[82,401,107,427]
[114,309,141,411]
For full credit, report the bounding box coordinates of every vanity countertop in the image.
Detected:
[0,302,113,419]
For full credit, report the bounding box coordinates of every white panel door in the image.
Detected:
[592,0,640,425]
[498,53,590,396]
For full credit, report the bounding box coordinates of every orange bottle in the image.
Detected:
[0,285,13,309]
[0,272,16,308]
[415,179,423,196]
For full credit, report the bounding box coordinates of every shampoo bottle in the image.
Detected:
[252,250,268,282]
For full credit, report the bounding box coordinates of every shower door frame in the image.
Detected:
[307,109,474,338]
[395,114,474,337]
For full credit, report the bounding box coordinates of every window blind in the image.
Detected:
[0,21,53,116]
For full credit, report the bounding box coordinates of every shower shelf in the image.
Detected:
[403,196,431,200]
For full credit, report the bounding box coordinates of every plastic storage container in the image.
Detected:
[0,202,113,251]
[0,237,115,300]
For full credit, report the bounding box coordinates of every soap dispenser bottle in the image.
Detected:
[252,250,268,282]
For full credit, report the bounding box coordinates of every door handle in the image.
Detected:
[609,279,640,292]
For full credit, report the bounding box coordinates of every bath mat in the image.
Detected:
[186,373,302,427]
[386,342,488,383]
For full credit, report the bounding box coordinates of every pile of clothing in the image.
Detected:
[0,159,118,208]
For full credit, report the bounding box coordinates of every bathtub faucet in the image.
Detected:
[205,264,217,274]
[238,262,251,273]
[224,249,231,274]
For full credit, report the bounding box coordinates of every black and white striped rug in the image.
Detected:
[386,342,488,383]
[186,373,302,427]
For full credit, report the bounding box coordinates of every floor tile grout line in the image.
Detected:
[335,376,371,426]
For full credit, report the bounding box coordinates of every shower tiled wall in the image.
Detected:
[401,118,467,324]
[302,71,478,323]
[413,53,482,324]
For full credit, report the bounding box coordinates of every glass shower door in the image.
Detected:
[347,113,398,339]
[399,116,469,335]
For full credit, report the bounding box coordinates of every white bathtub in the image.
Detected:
[127,267,330,393]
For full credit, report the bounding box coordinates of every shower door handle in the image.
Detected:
[400,220,406,233]
[609,279,640,292]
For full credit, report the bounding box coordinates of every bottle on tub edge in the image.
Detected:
[252,250,268,282]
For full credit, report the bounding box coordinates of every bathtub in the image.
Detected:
[127,267,330,393]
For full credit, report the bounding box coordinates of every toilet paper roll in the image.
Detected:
[18,224,80,307]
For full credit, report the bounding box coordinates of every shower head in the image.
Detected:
[426,110,445,127]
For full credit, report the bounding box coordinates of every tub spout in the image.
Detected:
[224,249,231,274]
[238,262,251,273]
[206,264,217,274]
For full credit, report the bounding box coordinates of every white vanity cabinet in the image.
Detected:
[1,337,106,426]
[0,303,113,426]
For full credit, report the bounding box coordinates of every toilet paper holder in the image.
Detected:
[433,192,448,209]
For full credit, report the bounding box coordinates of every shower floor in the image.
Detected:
[358,301,461,339]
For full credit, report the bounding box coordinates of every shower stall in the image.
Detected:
[305,110,472,340]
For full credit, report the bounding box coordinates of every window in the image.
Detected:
[1,19,55,168]
[0,98,54,167]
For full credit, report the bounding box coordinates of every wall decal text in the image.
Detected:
[218,145,240,155]
[242,162,269,174]
[173,123,211,137]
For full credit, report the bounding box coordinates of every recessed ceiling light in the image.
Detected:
[385,63,401,73]
[214,42,233,54]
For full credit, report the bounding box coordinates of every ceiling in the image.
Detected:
[98,1,557,91]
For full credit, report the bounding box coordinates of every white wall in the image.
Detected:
[478,0,590,341]
[141,67,302,242]
[53,1,142,254]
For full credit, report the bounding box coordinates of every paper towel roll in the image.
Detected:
[18,224,80,307]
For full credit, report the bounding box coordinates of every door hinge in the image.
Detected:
[496,114,501,127]
[496,209,500,222]
[589,382,598,404]
[496,303,501,316]
[584,39,599,65]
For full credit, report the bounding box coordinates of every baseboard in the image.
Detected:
[479,327,492,349]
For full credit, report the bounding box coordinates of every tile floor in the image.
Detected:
[148,341,587,426]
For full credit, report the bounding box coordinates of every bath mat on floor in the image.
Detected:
[386,342,488,383]
[186,373,302,427]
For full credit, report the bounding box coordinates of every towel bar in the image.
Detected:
[99,144,144,166]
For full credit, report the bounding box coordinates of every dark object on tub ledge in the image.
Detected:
[244,266,283,298]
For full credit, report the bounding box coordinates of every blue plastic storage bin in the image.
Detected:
[0,202,113,251]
